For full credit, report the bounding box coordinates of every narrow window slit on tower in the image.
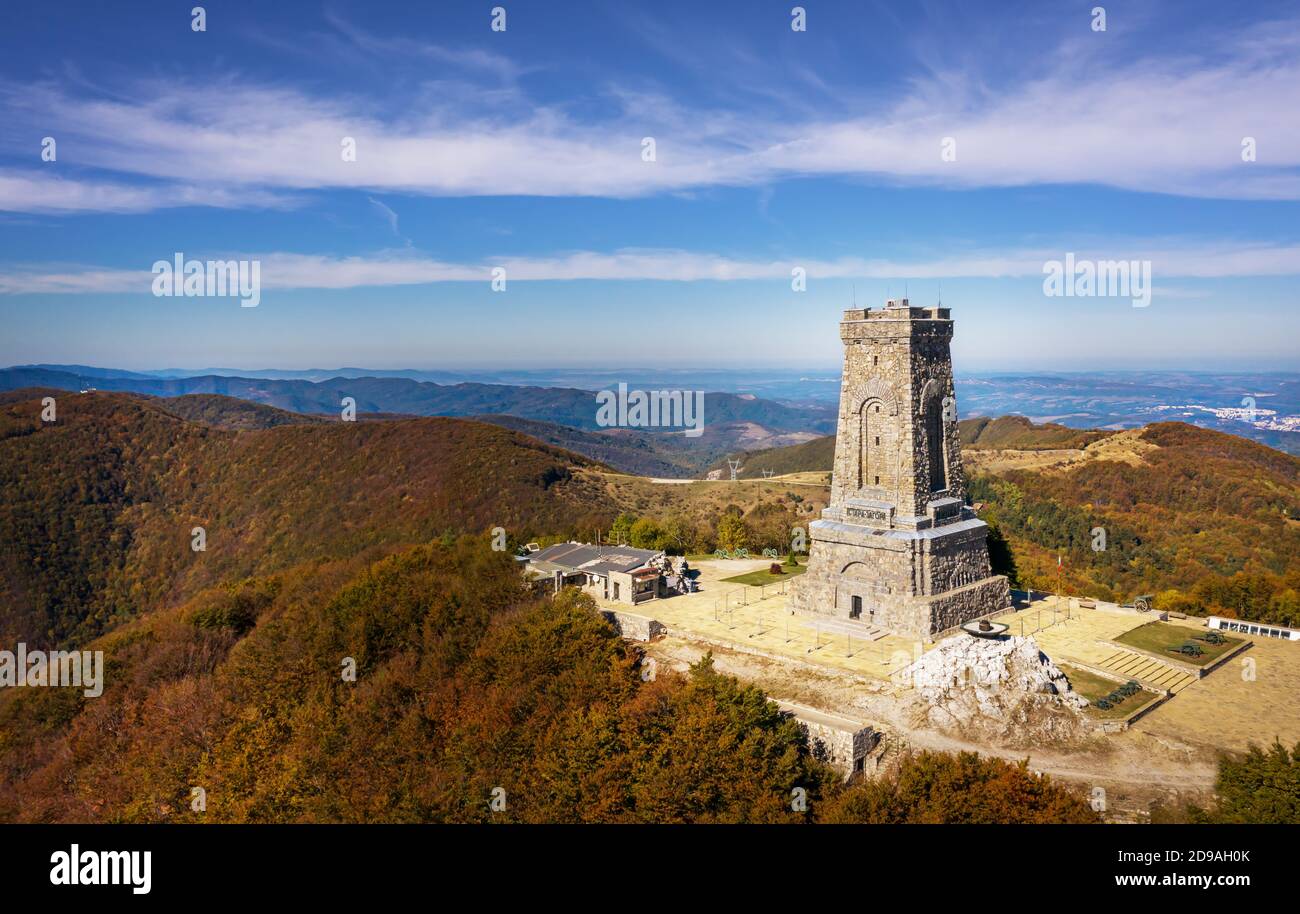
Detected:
[926,396,947,492]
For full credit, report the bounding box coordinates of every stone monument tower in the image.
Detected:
[791,299,1008,638]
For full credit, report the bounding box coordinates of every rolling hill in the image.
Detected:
[970,422,1300,616]
[478,414,819,478]
[958,415,1114,450]
[708,416,1118,479]
[706,435,835,479]
[0,389,619,648]
[149,394,327,430]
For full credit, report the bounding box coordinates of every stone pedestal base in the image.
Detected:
[792,516,1010,639]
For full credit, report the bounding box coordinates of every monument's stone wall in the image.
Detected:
[792,300,1009,638]
[926,577,1011,636]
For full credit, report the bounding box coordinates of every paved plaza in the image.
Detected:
[597,560,1300,752]
[594,558,926,683]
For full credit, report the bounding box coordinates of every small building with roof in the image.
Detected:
[526,541,664,605]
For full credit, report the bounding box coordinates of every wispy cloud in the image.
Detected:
[1,15,1298,213]
[3,239,1297,295]
[367,196,403,239]
[321,8,527,84]
[0,171,293,214]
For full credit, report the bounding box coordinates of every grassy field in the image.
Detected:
[594,471,829,531]
[720,560,807,586]
[1115,621,1243,666]
[1135,633,1300,751]
[1060,664,1161,720]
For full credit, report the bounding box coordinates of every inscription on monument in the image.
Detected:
[845,506,888,523]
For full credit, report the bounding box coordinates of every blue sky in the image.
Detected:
[1,0,1298,371]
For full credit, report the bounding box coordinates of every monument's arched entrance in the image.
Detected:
[836,561,889,624]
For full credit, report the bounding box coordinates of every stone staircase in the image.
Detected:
[807,616,891,642]
[1096,647,1197,693]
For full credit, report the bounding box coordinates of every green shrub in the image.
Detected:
[189,579,278,635]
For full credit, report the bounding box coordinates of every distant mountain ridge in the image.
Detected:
[14,366,1299,450]
[150,394,327,430]
[14,364,475,383]
[0,366,835,435]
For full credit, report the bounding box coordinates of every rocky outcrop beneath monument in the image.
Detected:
[899,635,1090,745]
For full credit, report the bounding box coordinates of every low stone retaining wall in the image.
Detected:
[599,609,665,642]
[1198,638,1252,677]
[1096,691,1173,732]
[927,576,1011,639]
[774,700,880,778]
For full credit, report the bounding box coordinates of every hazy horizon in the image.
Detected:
[13,361,1300,378]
